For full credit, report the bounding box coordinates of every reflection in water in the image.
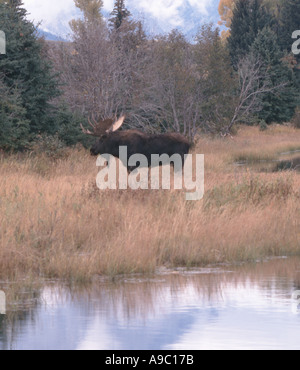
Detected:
[0,257,300,350]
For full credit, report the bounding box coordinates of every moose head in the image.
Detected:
[81,115,126,156]
[81,114,191,173]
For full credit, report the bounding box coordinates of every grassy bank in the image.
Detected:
[0,125,300,282]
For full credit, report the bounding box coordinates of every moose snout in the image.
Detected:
[90,144,99,156]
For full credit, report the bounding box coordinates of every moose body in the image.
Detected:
[91,129,190,172]
[82,116,191,172]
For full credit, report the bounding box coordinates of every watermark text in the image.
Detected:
[292,290,300,313]
[0,30,6,55]
[0,290,6,315]
[292,31,300,55]
[96,147,204,201]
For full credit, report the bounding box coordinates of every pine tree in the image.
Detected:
[0,77,30,150]
[251,27,298,123]
[278,0,300,55]
[108,0,145,56]
[109,0,131,30]
[228,0,272,68]
[0,0,60,137]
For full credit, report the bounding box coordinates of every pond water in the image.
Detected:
[0,257,300,350]
[234,150,300,172]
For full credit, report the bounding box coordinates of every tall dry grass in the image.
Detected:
[0,126,300,282]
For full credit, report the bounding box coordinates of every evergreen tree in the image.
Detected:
[278,0,300,56]
[278,0,300,100]
[228,0,272,68]
[251,27,298,123]
[0,77,30,150]
[0,0,60,137]
[109,0,131,30]
[108,0,145,57]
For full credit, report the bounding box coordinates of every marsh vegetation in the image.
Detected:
[1,126,300,282]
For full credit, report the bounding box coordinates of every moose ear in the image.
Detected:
[107,116,125,133]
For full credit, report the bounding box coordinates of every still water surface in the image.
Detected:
[1,257,300,350]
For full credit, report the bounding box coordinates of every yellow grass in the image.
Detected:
[1,125,300,282]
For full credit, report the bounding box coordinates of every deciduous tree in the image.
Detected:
[70,0,104,33]
[195,25,237,134]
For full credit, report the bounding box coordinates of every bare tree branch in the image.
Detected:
[223,53,287,135]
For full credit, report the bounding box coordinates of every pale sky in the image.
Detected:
[22,0,217,36]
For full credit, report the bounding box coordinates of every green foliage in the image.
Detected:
[108,0,145,58]
[0,0,60,141]
[0,78,30,150]
[227,0,298,125]
[52,106,94,148]
[228,0,272,68]
[29,134,67,161]
[109,0,131,30]
[8,0,296,150]
[291,108,300,128]
[277,0,300,97]
[278,0,300,54]
[251,27,298,123]
[259,119,268,131]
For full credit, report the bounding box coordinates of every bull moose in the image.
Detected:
[81,115,191,172]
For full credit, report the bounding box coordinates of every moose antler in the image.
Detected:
[81,114,125,137]
[107,116,126,133]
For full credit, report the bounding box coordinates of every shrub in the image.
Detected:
[291,108,300,129]
[29,134,68,160]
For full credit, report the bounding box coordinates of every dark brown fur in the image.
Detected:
[90,130,191,172]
